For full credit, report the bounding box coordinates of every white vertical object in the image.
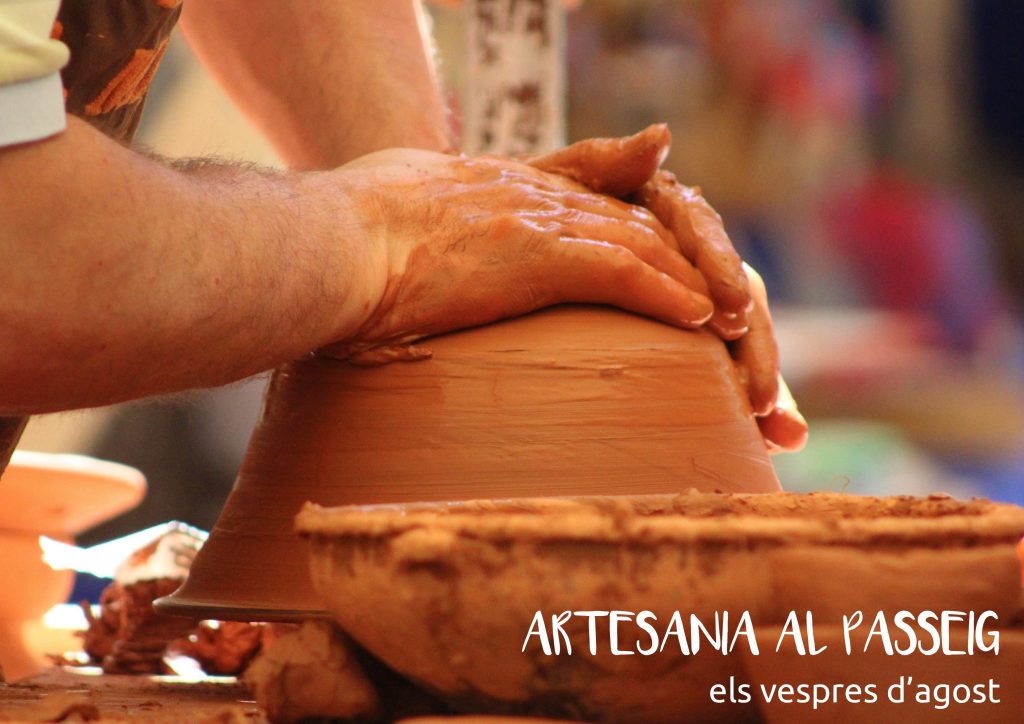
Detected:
[462,0,566,155]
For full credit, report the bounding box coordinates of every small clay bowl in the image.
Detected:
[297,491,1024,724]
[160,306,780,621]
[0,451,145,679]
[0,451,146,538]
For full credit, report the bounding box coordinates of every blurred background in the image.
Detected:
[18,0,1024,546]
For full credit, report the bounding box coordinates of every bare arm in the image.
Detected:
[179,0,451,168]
[1,118,711,414]
[0,117,375,413]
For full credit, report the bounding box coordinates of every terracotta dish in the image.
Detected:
[0,451,146,537]
[159,306,780,620]
[0,451,146,680]
[297,491,1024,723]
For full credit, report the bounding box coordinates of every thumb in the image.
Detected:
[527,123,672,198]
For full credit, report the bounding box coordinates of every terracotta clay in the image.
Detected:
[297,491,1024,724]
[245,621,380,724]
[0,533,73,682]
[0,451,145,538]
[0,453,145,681]
[159,306,779,620]
[79,578,196,675]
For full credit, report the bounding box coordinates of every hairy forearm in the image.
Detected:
[181,0,451,169]
[0,118,379,413]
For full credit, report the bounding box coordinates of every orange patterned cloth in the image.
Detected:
[58,0,182,142]
[0,3,181,480]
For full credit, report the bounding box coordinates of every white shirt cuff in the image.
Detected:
[0,71,65,147]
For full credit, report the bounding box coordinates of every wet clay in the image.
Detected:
[159,306,779,619]
[245,621,380,723]
[298,491,1024,724]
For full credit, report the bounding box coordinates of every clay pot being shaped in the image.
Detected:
[157,306,780,621]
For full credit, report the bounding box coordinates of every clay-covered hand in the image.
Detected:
[530,126,806,452]
[632,171,753,340]
[730,264,778,416]
[321,148,714,364]
[530,127,753,340]
[527,123,672,198]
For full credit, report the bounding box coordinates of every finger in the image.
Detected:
[757,376,808,453]
[517,184,681,252]
[708,308,749,341]
[551,238,714,328]
[635,171,751,316]
[730,264,779,415]
[456,164,674,238]
[467,161,685,256]
[758,407,809,453]
[527,123,672,198]
[524,209,707,294]
[463,168,706,294]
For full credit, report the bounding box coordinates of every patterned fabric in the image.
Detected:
[0,1,182,475]
[57,0,182,141]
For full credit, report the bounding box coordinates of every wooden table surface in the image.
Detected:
[0,666,264,722]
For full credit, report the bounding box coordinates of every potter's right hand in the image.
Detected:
[529,126,807,453]
[319,148,715,364]
[529,128,753,338]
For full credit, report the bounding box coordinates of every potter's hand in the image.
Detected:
[632,171,752,340]
[320,148,714,364]
[530,128,753,339]
[531,127,806,452]
[527,123,672,198]
[633,195,805,451]
[630,168,805,451]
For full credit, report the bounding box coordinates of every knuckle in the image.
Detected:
[632,205,659,226]
[493,212,522,234]
[607,247,643,282]
[523,227,558,259]
[626,220,660,246]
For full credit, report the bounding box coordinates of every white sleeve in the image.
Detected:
[0,0,70,147]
